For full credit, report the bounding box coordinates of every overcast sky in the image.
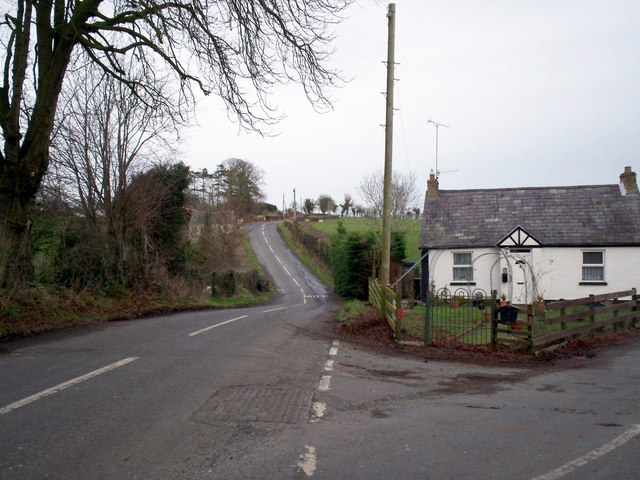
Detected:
[183,0,640,209]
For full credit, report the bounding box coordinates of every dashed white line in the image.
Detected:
[324,359,334,371]
[310,401,327,421]
[328,347,338,356]
[292,278,300,287]
[0,357,139,416]
[530,424,640,480]
[297,445,317,477]
[188,315,248,337]
[318,375,332,391]
[332,340,340,347]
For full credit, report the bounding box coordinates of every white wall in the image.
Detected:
[428,246,640,302]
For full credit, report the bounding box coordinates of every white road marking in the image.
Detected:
[312,401,326,419]
[332,340,340,347]
[328,347,338,356]
[262,307,285,313]
[297,445,317,476]
[282,266,291,275]
[188,315,248,336]
[324,359,334,371]
[0,357,139,416]
[274,254,282,264]
[292,278,300,287]
[318,375,332,391]
[530,424,640,480]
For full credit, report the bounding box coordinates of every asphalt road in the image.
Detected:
[1,221,639,479]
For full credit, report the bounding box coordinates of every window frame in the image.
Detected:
[580,249,606,285]
[451,251,474,285]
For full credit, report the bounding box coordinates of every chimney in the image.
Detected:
[620,166,638,195]
[427,170,439,198]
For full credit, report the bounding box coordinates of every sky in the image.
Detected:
[182,0,640,210]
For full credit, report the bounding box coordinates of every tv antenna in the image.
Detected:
[427,119,449,178]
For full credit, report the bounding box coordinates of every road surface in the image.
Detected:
[1,221,639,479]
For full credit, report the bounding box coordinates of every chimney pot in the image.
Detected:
[427,172,439,198]
[620,166,638,195]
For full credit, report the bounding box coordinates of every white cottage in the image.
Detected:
[419,167,640,303]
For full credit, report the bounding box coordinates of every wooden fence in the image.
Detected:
[533,288,639,350]
[369,278,402,340]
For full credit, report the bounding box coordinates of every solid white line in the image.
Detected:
[0,357,139,416]
[262,307,285,313]
[297,445,317,476]
[530,424,640,480]
[318,375,332,391]
[188,315,248,336]
[328,347,338,356]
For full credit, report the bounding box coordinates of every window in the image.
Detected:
[453,252,473,282]
[582,251,604,282]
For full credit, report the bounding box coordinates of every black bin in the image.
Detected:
[498,304,519,324]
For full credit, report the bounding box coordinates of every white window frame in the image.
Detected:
[452,251,474,283]
[581,250,605,283]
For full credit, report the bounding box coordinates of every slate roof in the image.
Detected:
[420,184,640,249]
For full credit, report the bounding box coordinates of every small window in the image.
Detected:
[453,252,473,282]
[582,251,604,282]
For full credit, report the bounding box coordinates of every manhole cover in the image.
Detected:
[194,386,313,424]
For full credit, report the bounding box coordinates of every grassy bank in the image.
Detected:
[277,222,334,290]
[0,229,271,342]
[0,285,271,342]
[309,217,421,262]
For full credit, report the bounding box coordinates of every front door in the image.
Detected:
[509,250,532,304]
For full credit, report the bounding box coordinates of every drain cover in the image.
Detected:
[195,386,313,424]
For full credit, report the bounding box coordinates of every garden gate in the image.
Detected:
[425,288,497,346]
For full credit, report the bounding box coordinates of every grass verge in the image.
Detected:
[0,286,270,342]
[277,222,334,290]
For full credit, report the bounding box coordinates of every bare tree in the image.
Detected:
[317,194,336,215]
[358,170,419,218]
[0,0,350,287]
[220,158,265,218]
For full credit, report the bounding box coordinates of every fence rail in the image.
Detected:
[533,289,638,348]
[369,278,402,340]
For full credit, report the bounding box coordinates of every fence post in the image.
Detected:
[491,290,498,350]
[395,286,402,341]
[423,289,431,345]
[632,288,638,329]
[526,304,534,355]
[588,294,595,333]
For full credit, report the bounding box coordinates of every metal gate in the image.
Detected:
[425,288,497,346]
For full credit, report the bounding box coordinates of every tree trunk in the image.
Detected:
[0,192,35,287]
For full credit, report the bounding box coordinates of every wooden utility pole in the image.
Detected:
[293,188,297,221]
[381,3,396,292]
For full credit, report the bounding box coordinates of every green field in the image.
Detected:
[307,217,422,262]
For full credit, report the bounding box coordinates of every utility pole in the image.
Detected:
[381,3,396,292]
[282,194,286,219]
[293,188,297,221]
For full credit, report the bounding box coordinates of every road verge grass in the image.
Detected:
[277,222,334,290]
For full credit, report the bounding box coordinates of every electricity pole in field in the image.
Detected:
[381,3,396,293]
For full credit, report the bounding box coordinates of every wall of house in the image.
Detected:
[428,248,501,298]
[528,246,640,300]
[428,246,640,302]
